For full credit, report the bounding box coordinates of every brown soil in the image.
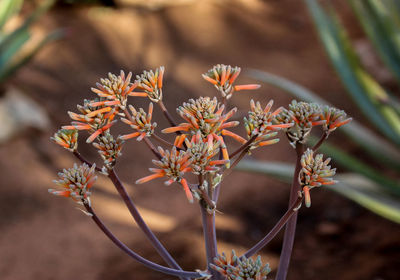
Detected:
[1,0,399,279]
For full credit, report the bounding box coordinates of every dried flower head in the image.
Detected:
[63,99,117,143]
[121,103,157,141]
[299,148,337,207]
[185,131,229,174]
[52,128,78,152]
[49,163,97,205]
[92,133,124,171]
[90,70,138,110]
[211,250,271,280]
[202,64,260,99]
[276,100,324,148]
[136,146,194,202]
[244,100,293,149]
[320,105,352,133]
[163,97,242,163]
[134,66,165,103]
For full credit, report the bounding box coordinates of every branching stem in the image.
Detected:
[108,169,185,277]
[83,202,205,279]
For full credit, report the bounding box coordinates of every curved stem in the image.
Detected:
[143,137,163,160]
[276,143,304,280]
[83,202,206,279]
[72,151,102,172]
[242,196,302,259]
[108,169,186,278]
[152,133,175,147]
[159,100,179,129]
[312,132,329,152]
[229,135,257,158]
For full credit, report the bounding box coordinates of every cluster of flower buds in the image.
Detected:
[202,64,260,99]
[64,99,117,143]
[52,129,78,152]
[92,133,124,172]
[90,71,138,111]
[299,149,337,207]
[49,163,97,205]
[136,146,194,202]
[244,100,293,149]
[121,103,156,141]
[134,66,165,103]
[275,100,325,148]
[211,250,271,280]
[185,131,229,175]
[320,105,352,133]
[163,96,241,164]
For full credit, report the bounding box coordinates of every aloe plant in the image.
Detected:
[0,0,62,85]
[242,0,400,223]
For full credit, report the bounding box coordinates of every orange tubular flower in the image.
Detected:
[202,64,260,99]
[320,105,352,133]
[299,149,337,207]
[52,128,78,152]
[132,66,165,102]
[120,103,156,141]
[90,70,138,110]
[49,163,97,205]
[162,97,241,163]
[244,99,293,149]
[136,146,194,202]
[63,99,117,143]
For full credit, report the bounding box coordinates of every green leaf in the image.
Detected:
[350,0,400,83]
[0,29,30,70]
[0,29,64,84]
[245,68,400,170]
[0,0,23,31]
[305,0,400,145]
[236,160,400,223]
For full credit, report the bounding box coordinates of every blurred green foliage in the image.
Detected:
[0,0,62,85]
[241,0,400,223]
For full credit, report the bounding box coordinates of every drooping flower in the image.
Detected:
[162,97,243,163]
[90,70,138,110]
[299,148,337,207]
[211,250,271,280]
[63,99,117,143]
[49,163,97,205]
[136,146,194,202]
[320,105,352,133]
[275,100,325,148]
[92,132,124,171]
[133,66,165,103]
[52,128,78,152]
[202,64,260,99]
[120,103,157,141]
[244,100,293,149]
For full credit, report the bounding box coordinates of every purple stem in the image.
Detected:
[83,202,205,279]
[108,169,186,277]
[200,204,219,279]
[275,143,304,280]
[242,196,302,259]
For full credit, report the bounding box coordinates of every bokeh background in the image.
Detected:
[0,0,399,279]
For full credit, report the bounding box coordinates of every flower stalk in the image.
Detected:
[275,143,304,280]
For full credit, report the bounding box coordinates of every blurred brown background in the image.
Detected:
[0,0,399,279]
